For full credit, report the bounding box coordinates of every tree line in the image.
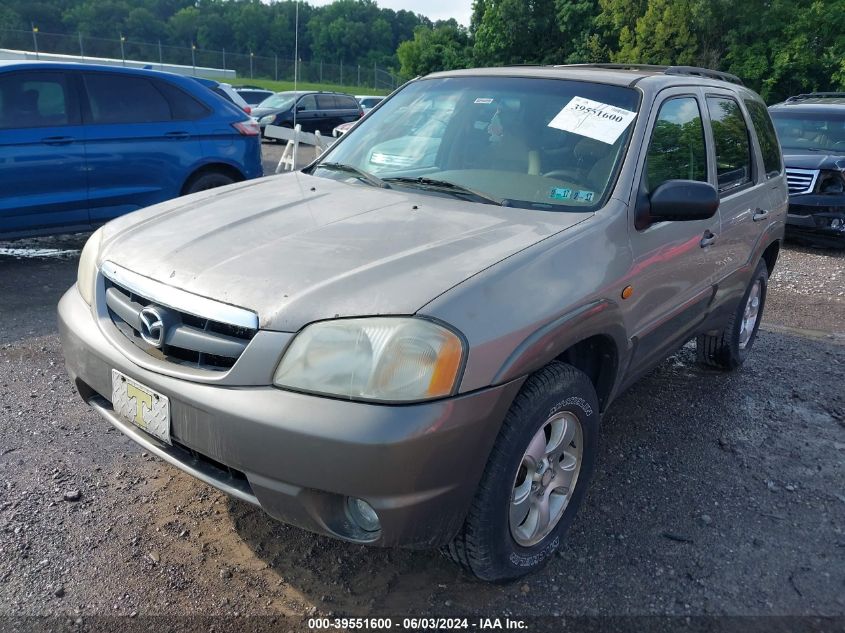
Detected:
[2,0,843,102]
[399,0,845,102]
[0,0,433,69]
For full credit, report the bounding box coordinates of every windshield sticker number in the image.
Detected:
[573,190,595,202]
[548,97,636,145]
[549,187,572,200]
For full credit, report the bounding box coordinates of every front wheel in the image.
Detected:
[445,362,599,581]
[697,259,768,370]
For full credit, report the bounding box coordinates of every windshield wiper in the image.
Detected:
[316,162,389,188]
[382,176,504,206]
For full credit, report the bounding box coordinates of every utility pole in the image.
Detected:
[78,32,84,59]
[274,54,278,81]
[31,24,39,60]
[250,51,254,79]
[191,42,196,75]
[119,34,126,66]
[222,48,226,72]
[158,40,163,70]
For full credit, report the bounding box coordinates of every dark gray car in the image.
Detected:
[59,64,787,581]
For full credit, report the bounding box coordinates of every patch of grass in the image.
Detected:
[222,77,393,96]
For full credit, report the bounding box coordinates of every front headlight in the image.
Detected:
[273,317,464,402]
[259,114,276,125]
[77,227,104,305]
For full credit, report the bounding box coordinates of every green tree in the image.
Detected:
[397,22,469,76]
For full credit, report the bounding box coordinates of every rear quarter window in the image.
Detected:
[338,96,359,110]
[744,99,783,178]
[155,81,209,120]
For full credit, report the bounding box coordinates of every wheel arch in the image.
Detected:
[491,300,628,413]
[181,161,246,195]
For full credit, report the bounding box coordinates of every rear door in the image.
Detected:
[625,89,723,373]
[293,94,320,133]
[0,70,89,236]
[335,94,362,126]
[315,94,339,133]
[702,91,769,272]
[80,71,204,223]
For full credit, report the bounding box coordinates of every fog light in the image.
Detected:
[346,497,380,533]
[831,218,843,229]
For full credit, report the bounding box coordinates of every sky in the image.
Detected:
[306,0,474,27]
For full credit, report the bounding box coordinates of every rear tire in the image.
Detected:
[183,171,235,195]
[697,259,768,370]
[445,361,599,582]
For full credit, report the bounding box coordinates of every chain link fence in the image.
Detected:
[0,28,404,91]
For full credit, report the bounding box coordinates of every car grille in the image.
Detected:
[101,263,258,372]
[785,168,819,195]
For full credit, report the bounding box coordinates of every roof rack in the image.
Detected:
[557,63,744,86]
[785,92,845,102]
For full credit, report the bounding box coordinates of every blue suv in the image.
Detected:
[0,61,263,239]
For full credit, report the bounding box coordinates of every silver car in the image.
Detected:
[59,64,787,581]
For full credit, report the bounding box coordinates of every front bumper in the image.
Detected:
[58,285,521,548]
[786,195,845,247]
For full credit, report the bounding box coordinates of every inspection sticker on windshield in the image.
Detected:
[474,97,494,104]
[549,187,572,200]
[548,97,636,144]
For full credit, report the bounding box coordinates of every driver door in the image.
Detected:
[624,88,723,374]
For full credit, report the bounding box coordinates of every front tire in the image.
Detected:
[697,259,768,370]
[445,362,599,581]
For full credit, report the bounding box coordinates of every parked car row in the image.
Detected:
[0,61,262,239]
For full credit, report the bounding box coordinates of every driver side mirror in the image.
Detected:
[636,180,719,230]
[296,105,306,112]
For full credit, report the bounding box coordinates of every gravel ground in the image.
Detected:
[1,194,844,628]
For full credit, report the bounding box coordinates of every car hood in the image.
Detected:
[783,152,845,171]
[98,173,589,332]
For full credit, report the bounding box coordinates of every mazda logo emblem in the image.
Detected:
[139,306,166,348]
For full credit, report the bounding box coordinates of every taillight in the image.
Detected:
[232,120,260,136]
[243,105,252,115]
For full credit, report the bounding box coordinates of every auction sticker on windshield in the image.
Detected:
[548,96,637,144]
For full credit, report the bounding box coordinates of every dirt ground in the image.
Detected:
[1,205,843,629]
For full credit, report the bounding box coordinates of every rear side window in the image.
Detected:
[744,99,783,178]
[645,96,708,190]
[155,81,208,120]
[316,94,338,110]
[706,96,753,193]
[298,95,317,111]
[0,72,75,129]
[83,73,171,124]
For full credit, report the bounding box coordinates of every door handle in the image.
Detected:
[41,136,74,146]
[752,208,770,222]
[700,230,717,248]
[164,131,189,139]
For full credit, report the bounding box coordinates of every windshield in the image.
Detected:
[770,111,845,153]
[258,92,297,110]
[313,76,640,210]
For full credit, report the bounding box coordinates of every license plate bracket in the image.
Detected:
[111,369,171,444]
